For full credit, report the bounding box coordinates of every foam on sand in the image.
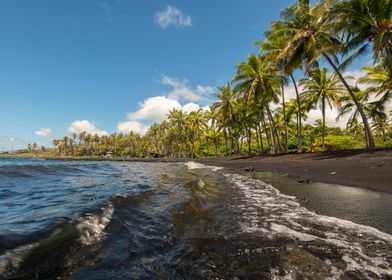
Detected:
[225,173,392,278]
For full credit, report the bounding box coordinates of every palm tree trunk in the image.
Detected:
[266,106,277,154]
[228,128,234,155]
[255,127,261,155]
[247,128,252,155]
[214,135,219,157]
[291,74,302,153]
[322,94,326,150]
[236,137,240,155]
[258,122,265,155]
[267,105,282,152]
[223,129,228,155]
[323,54,376,149]
[261,113,271,153]
[281,85,289,153]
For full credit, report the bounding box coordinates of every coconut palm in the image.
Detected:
[299,67,345,149]
[205,105,222,157]
[332,0,392,70]
[187,109,207,158]
[259,33,295,153]
[337,85,384,147]
[262,20,313,153]
[232,55,281,153]
[273,0,376,148]
[359,63,392,105]
[214,83,238,154]
[168,108,187,158]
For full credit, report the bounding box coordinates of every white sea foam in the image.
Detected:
[0,243,37,276]
[224,173,392,278]
[0,204,114,277]
[185,162,222,172]
[77,204,114,245]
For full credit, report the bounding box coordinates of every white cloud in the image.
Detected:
[162,75,213,103]
[35,128,53,138]
[182,102,200,113]
[117,121,148,135]
[155,6,192,28]
[126,76,214,123]
[202,105,211,112]
[67,120,108,136]
[97,0,111,12]
[117,76,215,134]
[127,96,182,122]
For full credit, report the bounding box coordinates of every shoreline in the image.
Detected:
[2,148,392,194]
[197,149,392,194]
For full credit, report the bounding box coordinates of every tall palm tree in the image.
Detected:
[168,108,187,158]
[359,63,392,105]
[214,83,237,155]
[299,68,345,149]
[259,34,295,153]
[332,0,392,70]
[187,109,206,158]
[232,55,281,153]
[206,105,222,157]
[261,18,311,153]
[337,85,383,147]
[273,0,376,148]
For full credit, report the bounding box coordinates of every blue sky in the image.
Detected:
[0,0,369,150]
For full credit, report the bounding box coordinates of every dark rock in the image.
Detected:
[244,166,254,172]
[297,178,310,183]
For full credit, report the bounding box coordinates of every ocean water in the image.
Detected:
[0,158,391,279]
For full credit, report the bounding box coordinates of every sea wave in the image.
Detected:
[185,162,392,278]
[0,163,84,178]
[0,204,114,279]
[77,204,114,245]
[185,161,222,172]
[225,172,392,279]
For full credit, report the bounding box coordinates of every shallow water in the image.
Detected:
[244,171,392,234]
[0,158,391,279]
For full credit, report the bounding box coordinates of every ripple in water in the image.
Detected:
[0,158,391,279]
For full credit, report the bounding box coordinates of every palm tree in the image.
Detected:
[273,0,376,148]
[168,108,187,158]
[206,105,222,157]
[232,55,281,154]
[332,0,392,70]
[299,68,345,149]
[359,63,392,105]
[186,109,207,158]
[337,85,383,147]
[261,17,308,153]
[285,98,309,150]
[214,83,237,155]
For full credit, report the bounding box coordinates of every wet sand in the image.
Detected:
[197,148,392,194]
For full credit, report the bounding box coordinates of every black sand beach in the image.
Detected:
[197,149,392,194]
